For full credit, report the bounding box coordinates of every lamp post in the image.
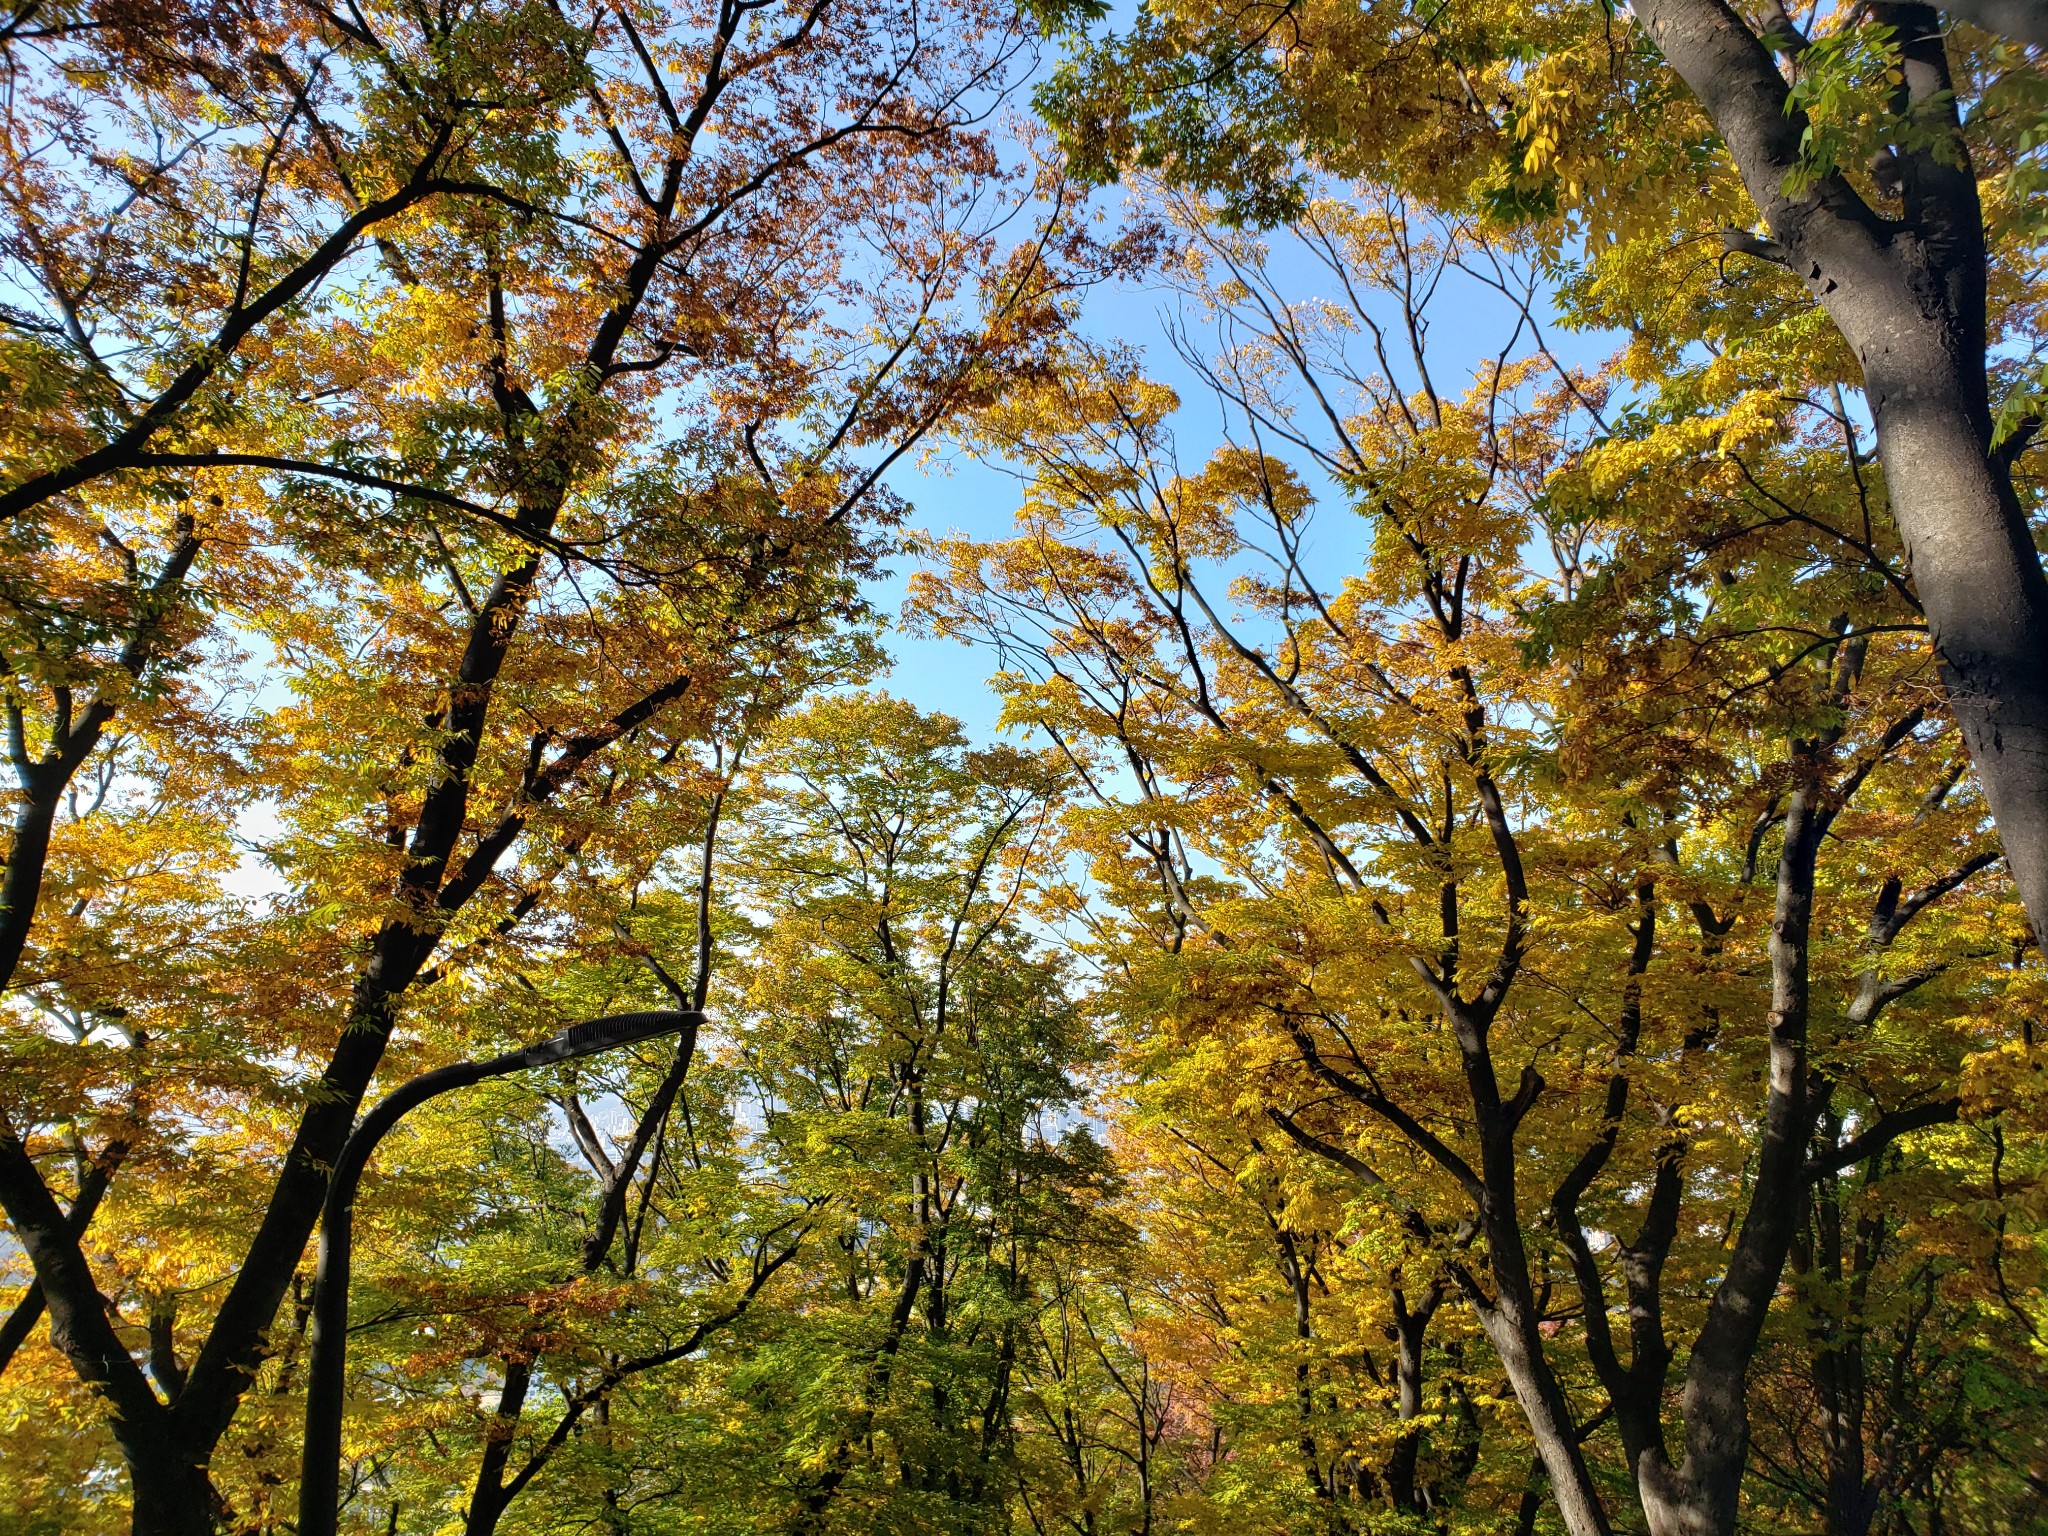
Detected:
[296,1009,703,1536]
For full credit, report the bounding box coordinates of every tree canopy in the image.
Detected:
[1,2,2044,1535]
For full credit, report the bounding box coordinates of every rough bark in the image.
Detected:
[1638,0,2048,945]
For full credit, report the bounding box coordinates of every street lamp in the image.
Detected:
[296,1009,703,1536]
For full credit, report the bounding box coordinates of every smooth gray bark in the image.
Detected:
[1937,0,2048,46]
[1638,0,2048,947]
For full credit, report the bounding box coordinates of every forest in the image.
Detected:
[0,0,2045,1531]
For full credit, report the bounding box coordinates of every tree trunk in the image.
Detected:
[1868,378,2048,943]
[0,1135,126,1380]
[1385,1279,1443,1512]
[462,1356,532,1536]
[1637,0,2048,946]
[1812,1177,1885,1536]
[129,1446,221,1536]
[1936,0,2048,47]
[1276,1227,1336,1511]
[1810,1191,1860,1536]
[172,551,547,1472]
[1461,1046,1612,1536]
[1636,765,1830,1535]
[1471,1291,1612,1536]
[1385,1305,1425,1511]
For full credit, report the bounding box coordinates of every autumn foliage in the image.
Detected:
[1,1,2045,1535]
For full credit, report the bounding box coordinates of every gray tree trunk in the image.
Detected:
[1639,0,2048,946]
[1937,0,2048,47]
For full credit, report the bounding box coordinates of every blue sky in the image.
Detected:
[867,195,1611,743]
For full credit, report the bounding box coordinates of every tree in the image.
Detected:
[0,0,585,526]
[4,5,2045,1531]
[912,187,2038,1535]
[1034,0,2048,947]
[1097,1064,1504,1533]
[0,0,1103,1521]
[726,693,1108,1536]
[1746,1123,2048,1533]
[323,650,842,1536]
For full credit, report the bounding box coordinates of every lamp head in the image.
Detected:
[522,1010,703,1067]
